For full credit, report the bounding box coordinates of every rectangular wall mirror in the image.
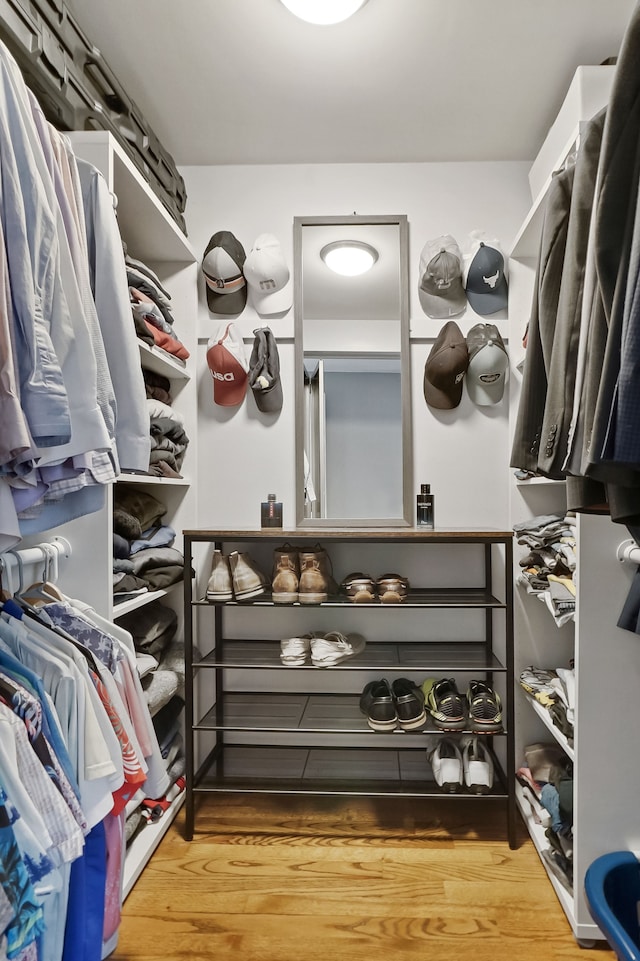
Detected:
[294,214,412,527]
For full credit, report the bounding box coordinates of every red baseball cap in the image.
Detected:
[206,321,249,406]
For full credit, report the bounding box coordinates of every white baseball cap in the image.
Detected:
[244,234,292,315]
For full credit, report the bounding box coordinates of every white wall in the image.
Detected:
[181,161,531,530]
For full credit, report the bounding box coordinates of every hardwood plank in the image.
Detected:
[111,797,613,961]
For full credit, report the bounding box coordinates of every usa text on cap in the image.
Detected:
[206,321,249,406]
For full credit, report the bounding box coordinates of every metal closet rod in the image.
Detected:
[0,536,72,593]
[617,538,640,566]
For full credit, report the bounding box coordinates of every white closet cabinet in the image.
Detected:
[508,67,640,944]
[29,130,198,896]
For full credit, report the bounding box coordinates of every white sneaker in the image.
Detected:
[428,738,463,793]
[310,631,366,667]
[461,735,494,794]
[280,634,313,666]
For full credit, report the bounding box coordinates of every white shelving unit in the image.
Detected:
[55,131,198,897]
[507,65,640,944]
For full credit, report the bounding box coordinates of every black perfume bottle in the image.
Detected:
[261,493,283,528]
[416,484,435,529]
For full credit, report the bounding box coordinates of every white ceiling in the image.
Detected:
[66,0,635,167]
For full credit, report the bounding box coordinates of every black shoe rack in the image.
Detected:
[183,527,516,847]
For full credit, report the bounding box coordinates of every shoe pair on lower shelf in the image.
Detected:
[428,736,494,794]
[280,631,366,667]
[424,677,503,733]
[359,678,426,731]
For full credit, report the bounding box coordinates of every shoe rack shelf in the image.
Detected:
[183,528,515,846]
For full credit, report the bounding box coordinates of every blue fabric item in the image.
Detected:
[540,782,564,833]
[62,820,106,961]
[0,787,44,959]
[585,851,640,960]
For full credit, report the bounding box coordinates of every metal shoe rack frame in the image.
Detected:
[183,528,516,847]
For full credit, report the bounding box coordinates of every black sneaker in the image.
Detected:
[426,678,466,731]
[392,678,426,730]
[466,680,503,732]
[360,679,397,731]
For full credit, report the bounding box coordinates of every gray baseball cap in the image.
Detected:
[418,235,467,319]
[249,326,283,413]
[466,323,508,405]
[202,230,247,315]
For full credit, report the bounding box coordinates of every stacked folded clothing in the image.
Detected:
[519,665,575,744]
[126,252,190,362]
[513,513,576,626]
[112,488,185,597]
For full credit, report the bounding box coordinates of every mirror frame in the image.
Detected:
[294,214,412,528]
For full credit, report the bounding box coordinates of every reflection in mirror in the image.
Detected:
[294,215,412,527]
[304,356,402,520]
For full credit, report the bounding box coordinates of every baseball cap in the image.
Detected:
[202,231,247,315]
[206,321,249,406]
[418,235,467,319]
[249,326,283,413]
[466,323,509,405]
[423,320,469,409]
[244,233,292,315]
[462,232,508,315]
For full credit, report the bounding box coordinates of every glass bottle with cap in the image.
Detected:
[416,484,434,529]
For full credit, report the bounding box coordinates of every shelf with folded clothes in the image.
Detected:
[113,585,180,618]
[192,744,509,800]
[138,339,191,380]
[117,472,191,487]
[194,640,507,674]
[522,692,574,761]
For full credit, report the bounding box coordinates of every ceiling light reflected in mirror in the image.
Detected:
[279,0,368,25]
[320,240,378,276]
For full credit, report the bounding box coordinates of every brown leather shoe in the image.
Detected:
[376,573,409,604]
[228,551,268,601]
[341,572,377,603]
[298,544,338,604]
[271,543,300,604]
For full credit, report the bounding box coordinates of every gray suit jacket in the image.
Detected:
[510,165,574,473]
[536,110,605,480]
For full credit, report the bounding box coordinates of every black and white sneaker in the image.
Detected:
[426,678,467,731]
[466,680,503,733]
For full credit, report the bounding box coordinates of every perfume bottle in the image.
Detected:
[416,484,435,529]
[261,493,283,528]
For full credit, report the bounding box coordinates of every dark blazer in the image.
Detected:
[536,110,605,480]
[577,1,640,524]
[510,165,574,473]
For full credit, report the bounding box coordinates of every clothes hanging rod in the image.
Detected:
[0,536,72,593]
[617,539,640,566]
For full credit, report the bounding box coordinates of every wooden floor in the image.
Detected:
[112,796,614,961]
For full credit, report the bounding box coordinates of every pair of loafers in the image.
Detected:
[341,572,409,604]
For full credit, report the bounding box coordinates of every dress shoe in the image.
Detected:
[341,572,377,603]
